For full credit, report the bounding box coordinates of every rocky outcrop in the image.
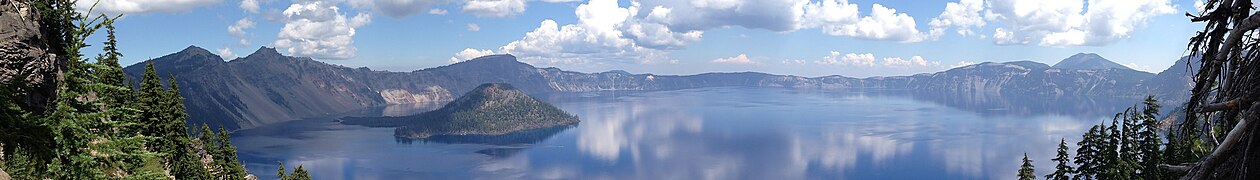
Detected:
[1,143,8,180]
[1,1,63,113]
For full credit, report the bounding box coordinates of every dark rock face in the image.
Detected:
[1144,55,1201,104]
[1,1,63,113]
[131,47,1191,130]
[125,47,396,129]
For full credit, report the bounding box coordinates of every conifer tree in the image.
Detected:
[162,77,209,179]
[216,127,248,179]
[1074,125,1101,179]
[198,124,220,177]
[1046,139,1074,180]
[1136,96,1164,179]
[138,63,165,147]
[1018,153,1036,180]
[290,165,312,180]
[3,1,258,179]
[276,162,312,180]
[277,162,287,179]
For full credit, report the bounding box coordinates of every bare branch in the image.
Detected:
[1160,163,1196,173]
[1188,102,1259,180]
[1213,12,1260,63]
[1198,97,1245,112]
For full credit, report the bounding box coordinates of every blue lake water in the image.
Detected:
[232,87,1135,179]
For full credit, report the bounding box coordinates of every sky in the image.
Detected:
[79,0,1211,77]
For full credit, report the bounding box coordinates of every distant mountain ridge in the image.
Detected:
[124,46,1192,130]
[1052,53,1135,70]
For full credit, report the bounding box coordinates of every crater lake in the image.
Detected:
[231,87,1135,179]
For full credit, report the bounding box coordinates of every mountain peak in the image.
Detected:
[179,45,212,55]
[468,54,517,62]
[1051,53,1132,70]
[248,46,283,57]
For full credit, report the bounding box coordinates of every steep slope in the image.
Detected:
[909,60,1154,97]
[1143,55,1201,104]
[128,46,1186,130]
[1052,53,1134,70]
[125,47,402,129]
[394,83,579,139]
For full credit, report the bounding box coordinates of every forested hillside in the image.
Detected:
[0,0,305,179]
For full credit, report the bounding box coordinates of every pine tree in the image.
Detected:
[276,162,287,179]
[138,63,165,149]
[1046,138,1074,180]
[198,124,220,177]
[1113,109,1140,179]
[216,127,248,180]
[162,77,209,179]
[1074,125,1101,180]
[1018,153,1036,180]
[94,22,127,104]
[1136,96,1164,179]
[276,162,312,180]
[290,165,312,180]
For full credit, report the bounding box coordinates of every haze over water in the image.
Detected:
[232,87,1131,179]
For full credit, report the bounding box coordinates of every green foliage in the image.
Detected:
[1,0,255,179]
[1056,96,1175,180]
[200,125,247,180]
[276,162,312,180]
[1018,153,1035,180]
[276,162,286,179]
[1073,124,1103,179]
[1045,139,1074,180]
[216,127,248,179]
[289,165,312,180]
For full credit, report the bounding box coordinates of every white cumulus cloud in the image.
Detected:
[929,0,985,38]
[983,0,1175,46]
[712,54,758,64]
[76,0,222,15]
[817,52,940,68]
[429,8,448,15]
[822,4,925,42]
[227,18,256,46]
[467,23,481,32]
[449,48,496,63]
[498,0,674,64]
[348,0,448,18]
[273,1,372,59]
[951,60,977,68]
[240,0,260,13]
[463,0,527,18]
[816,51,876,66]
[216,47,238,59]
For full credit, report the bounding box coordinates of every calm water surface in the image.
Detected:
[232,87,1132,180]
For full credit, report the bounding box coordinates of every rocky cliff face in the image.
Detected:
[129,46,1188,130]
[1,1,63,113]
[910,61,1155,97]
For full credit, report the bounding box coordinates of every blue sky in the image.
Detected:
[81,0,1206,77]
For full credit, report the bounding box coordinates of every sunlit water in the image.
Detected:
[232,87,1135,179]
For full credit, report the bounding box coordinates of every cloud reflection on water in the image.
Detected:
[233,87,1108,180]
